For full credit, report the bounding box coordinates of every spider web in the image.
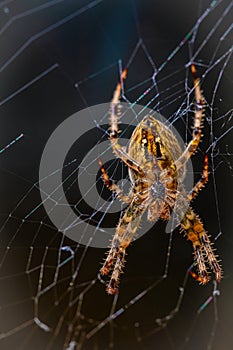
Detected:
[0,0,232,349]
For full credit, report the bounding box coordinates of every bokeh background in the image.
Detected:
[0,0,232,349]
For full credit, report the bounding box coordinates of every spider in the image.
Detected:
[99,65,222,295]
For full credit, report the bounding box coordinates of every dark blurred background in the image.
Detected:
[0,0,232,349]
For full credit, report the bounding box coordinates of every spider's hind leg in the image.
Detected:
[106,247,126,294]
[100,200,145,294]
[175,64,205,171]
[109,69,146,177]
[100,235,121,276]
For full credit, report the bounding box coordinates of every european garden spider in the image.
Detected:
[99,65,222,294]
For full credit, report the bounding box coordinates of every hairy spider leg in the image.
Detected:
[101,198,146,294]
[162,182,222,284]
[98,159,132,204]
[175,64,205,170]
[188,154,209,201]
[106,248,126,295]
[109,69,146,177]
[189,268,206,283]
[180,208,222,283]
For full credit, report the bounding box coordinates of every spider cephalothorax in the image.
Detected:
[99,66,222,294]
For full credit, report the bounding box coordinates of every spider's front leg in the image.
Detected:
[175,64,205,170]
[109,69,145,177]
[100,199,145,294]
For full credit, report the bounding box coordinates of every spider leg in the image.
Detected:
[100,242,118,276]
[106,247,126,294]
[200,232,222,282]
[188,154,208,201]
[98,159,132,204]
[106,209,144,294]
[180,207,222,283]
[188,268,206,283]
[109,69,145,177]
[175,64,205,170]
[100,199,145,294]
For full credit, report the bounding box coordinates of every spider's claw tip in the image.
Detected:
[191,64,197,75]
[107,287,119,295]
[200,271,210,284]
[121,69,127,80]
[107,278,118,295]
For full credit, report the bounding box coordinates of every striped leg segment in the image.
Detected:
[181,208,222,284]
